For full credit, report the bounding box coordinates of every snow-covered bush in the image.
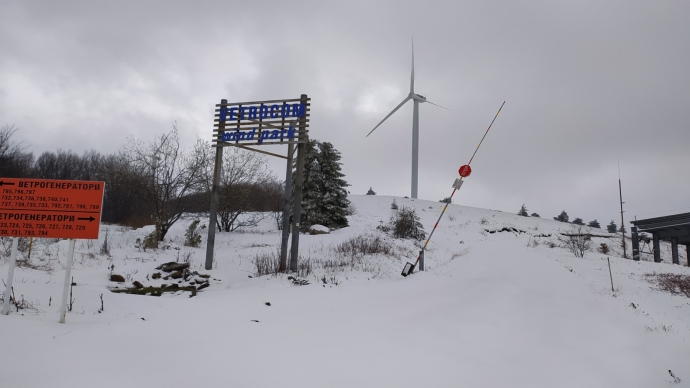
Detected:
[184,219,203,247]
[389,206,426,241]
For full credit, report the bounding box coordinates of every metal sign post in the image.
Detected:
[59,239,76,323]
[0,177,104,321]
[1,238,18,315]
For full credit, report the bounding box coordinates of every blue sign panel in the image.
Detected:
[213,98,310,147]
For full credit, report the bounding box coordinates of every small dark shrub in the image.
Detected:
[390,206,426,241]
[184,219,202,248]
[597,243,610,254]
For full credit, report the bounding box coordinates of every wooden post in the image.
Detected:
[607,257,615,293]
[419,250,425,271]
[205,99,226,270]
[289,94,308,272]
[279,142,294,271]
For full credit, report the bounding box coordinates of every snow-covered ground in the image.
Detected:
[1,195,689,387]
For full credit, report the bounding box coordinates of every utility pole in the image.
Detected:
[618,163,626,258]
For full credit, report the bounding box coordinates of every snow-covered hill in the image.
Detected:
[1,195,689,387]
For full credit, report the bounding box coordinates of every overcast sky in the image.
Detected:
[2,0,689,227]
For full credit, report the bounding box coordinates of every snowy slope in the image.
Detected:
[1,195,689,387]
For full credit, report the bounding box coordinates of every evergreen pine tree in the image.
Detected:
[315,141,350,230]
[295,139,350,232]
[531,213,540,218]
[606,220,617,233]
[553,210,569,222]
[571,217,584,225]
[366,187,376,195]
[618,225,626,234]
[587,219,601,228]
[518,204,529,217]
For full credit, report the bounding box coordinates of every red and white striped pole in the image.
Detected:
[403,101,505,276]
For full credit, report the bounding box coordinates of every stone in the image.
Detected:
[151,272,161,279]
[132,281,144,289]
[309,224,330,235]
[170,271,183,279]
[110,274,125,283]
[155,262,190,273]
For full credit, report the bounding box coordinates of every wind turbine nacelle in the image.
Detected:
[412,93,427,102]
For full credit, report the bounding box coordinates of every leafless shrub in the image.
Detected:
[179,250,193,263]
[645,324,677,334]
[479,217,488,225]
[447,213,456,222]
[558,226,592,258]
[297,258,312,277]
[270,211,283,230]
[15,258,55,273]
[333,234,393,257]
[0,291,43,315]
[645,272,690,298]
[253,250,281,276]
[546,241,557,249]
[320,273,340,286]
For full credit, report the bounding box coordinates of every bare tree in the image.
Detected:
[558,225,592,258]
[124,125,206,240]
[0,124,34,178]
[201,145,277,232]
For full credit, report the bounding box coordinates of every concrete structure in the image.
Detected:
[630,212,690,265]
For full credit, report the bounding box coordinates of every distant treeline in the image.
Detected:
[1,124,282,232]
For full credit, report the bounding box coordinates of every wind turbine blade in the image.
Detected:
[425,100,453,111]
[366,97,411,137]
[410,37,415,94]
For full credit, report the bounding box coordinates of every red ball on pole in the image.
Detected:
[458,165,472,177]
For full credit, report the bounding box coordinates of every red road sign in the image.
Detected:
[0,178,104,239]
[458,165,472,178]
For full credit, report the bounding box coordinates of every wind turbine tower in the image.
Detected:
[366,41,448,199]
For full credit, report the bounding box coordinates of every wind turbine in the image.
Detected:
[366,41,449,199]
